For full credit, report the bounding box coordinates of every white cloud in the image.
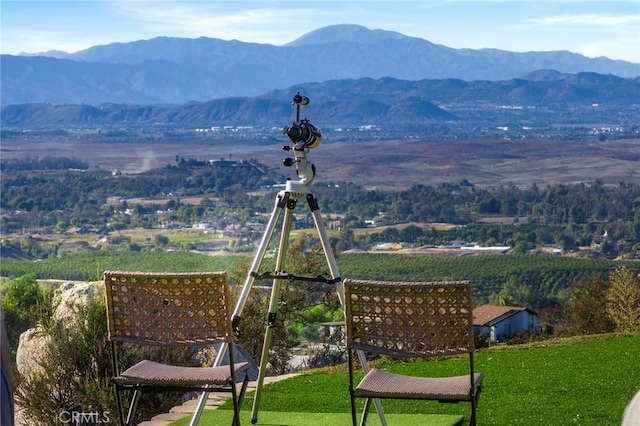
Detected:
[109,2,341,44]
[2,27,103,54]
[525,13,640,27]
[519,12,640,62]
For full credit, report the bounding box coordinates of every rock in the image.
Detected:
[15,328,49,378]
[51,281,102,324]
[15,281,102,378]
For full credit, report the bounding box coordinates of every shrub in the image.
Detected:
[502,327,553,345]
[14,292,196,425]
[606,266,640,332]
[0,274,46,355]
[560,273,615,336]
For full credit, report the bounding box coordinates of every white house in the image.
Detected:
[473,305,539,342]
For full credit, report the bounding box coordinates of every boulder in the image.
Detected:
[15,328,49,378]
[52,281,102,323]
[15,281,102,378]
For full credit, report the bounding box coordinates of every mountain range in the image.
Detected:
[2,24,639,106]
[2,70,638,128]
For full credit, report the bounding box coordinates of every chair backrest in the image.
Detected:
[104,271,232,346]
[343,279,474,357]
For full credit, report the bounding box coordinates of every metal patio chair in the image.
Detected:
[104,271,249,426]
[343,279,484,426]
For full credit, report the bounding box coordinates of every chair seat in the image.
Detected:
[354,368,484,401]
[114,359,250,387]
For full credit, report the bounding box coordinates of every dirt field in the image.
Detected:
[2,136,639,188]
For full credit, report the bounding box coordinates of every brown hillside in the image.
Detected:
[1,136,639,188]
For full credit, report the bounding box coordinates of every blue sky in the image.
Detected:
[2,0,639,62]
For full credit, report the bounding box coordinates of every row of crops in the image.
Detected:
[3,250,636,309]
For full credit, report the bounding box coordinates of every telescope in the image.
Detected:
[281,92,321,186]
[281,92,322,149]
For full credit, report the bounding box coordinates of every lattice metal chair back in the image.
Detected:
[344,279,483,426]
[104,271,249,426]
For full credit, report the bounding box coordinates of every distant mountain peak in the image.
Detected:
[286,24,407,47]
[20,49,71,59]
[521,69,567,81]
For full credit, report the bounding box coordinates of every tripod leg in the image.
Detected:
[306,193,389,426]
[307,194,344,303]
[189,345,229,426]
[232,192,288,331]
[251,198,297,424]
[203,192,288,425]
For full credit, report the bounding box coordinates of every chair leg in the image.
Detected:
[348,351,358,426]
[360,398,372,426]
[238,374,249,408]
[114,387,126,426]
[349,392,358,426]
[126,389,142,426]
[469,389,480,426]
[470,402,477,426]
[231,378,241,426]
[231,375,250,426]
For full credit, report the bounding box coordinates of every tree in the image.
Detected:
[560,273,615,336]
[337,225,354,251]
[606,266,640,332]
[498,276,532,307]
[154,234,170,247]
[399,225,423,244]
[0,274,45,355]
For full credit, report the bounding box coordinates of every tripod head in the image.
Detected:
[281,92,322,188]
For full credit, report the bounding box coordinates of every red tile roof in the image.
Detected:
[472,305,532,326]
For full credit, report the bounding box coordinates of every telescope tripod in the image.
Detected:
[239,179,387,425]
[241,184,339,423]
[190,183,387,425]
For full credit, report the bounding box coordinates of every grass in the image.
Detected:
[129,230,227,246]
[173,411,462,425]
[171,334,640,425]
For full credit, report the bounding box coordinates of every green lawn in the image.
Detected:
[172,334,640,425]
[174,411,462,426]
